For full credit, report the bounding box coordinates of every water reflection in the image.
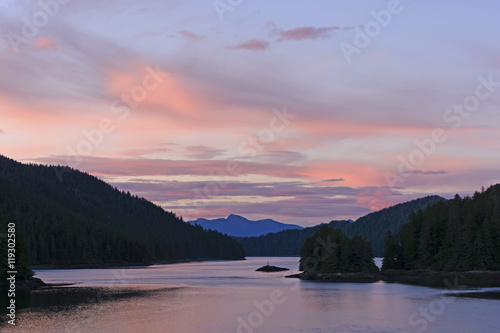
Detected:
[1,285,172,313]
[1,258,499,332]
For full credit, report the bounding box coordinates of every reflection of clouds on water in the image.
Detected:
[10,258,500,333]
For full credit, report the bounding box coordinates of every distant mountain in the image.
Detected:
[0,155,244,268]
[236,195,444,257]
[188,214,304,237]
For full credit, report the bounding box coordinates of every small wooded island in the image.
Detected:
[289,184,500,290]
[287,224,381,282]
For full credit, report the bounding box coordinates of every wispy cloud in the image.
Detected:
[120,144,225,159]
[258,150,305,164]
[183,145,225,159]
[278,26,339,42]
[324,178,345,182]
[178,30,206,41]
[412,170,448,175]
[228,24,354,52]
[0,16,137,105]
[33,156,306,179]
[229,39,270,51]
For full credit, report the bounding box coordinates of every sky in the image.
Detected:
[1,0,499,227]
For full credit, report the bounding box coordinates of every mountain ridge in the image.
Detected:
[188,214,303,237]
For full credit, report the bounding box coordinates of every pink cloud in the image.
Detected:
[302,161,387,187]
[357,188,395,211]
[230,39,270,51]
[104,63,279,135]
[0,94,92,131]
[32,37,57,50]
[0,94,123,159]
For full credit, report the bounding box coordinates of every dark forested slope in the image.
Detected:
[346,195,443,256]
[383,184,500,271]
[0,155,244,266]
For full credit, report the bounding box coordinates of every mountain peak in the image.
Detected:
[227,214,247,221]
[188,214,303,237]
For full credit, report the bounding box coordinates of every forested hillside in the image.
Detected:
[0,155,245,266]
[383,184,500,271]
[346,195,443,255]
[237,196,443,257]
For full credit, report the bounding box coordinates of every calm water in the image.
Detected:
[2,257,500,332]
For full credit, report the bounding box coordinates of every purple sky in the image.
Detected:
[1,0,499,226]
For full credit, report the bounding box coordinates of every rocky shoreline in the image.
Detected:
[446,291,500,300]
[286,271,382,283]
[0,277,46,292]
[381,270,500,288]
[31,257,246,270]
[286,270,500,288]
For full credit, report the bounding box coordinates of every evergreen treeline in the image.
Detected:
[382,184,500,271]
[299,225,378,273]
[237,196,443,257]
[0,155,245,266]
